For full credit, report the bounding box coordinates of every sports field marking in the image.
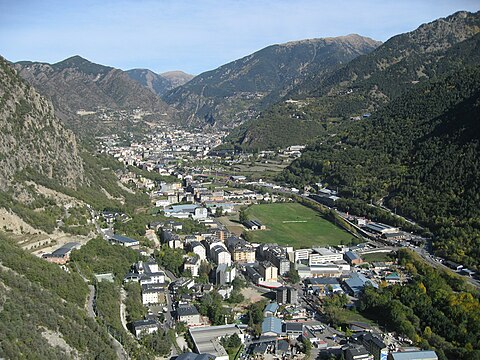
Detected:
[282,220,307,223]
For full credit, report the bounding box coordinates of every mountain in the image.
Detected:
[14,55,175,136]
[227,10,480,150]
[160,70,194,88]
[126,68,193,96]
[282,65,480,270]
[0,236,119,359]
[163,34,381,127]
[0,56,84,190]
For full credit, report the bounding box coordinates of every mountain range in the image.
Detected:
[162,34,381,127]
[225,10,480,149]
[14,56,177,136]
[0,56,84,190]
[125,68,193,96]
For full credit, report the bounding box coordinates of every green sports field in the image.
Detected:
[245,202,353,248]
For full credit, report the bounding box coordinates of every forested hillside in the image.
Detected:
[281,65,480,269]
[0,237,118,359]
[227,11,480,150]
[359,249,480,360]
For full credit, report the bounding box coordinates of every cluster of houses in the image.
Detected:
[99,127,227,177]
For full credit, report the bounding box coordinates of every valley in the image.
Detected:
[0,7,479,360]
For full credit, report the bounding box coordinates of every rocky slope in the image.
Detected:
[0,56,84,190]
[163,34,381,127]
[126,68,193,96]
[15,56,176,135]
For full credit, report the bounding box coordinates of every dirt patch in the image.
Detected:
[218,216,245,236]
[41,327,79,359]
[240,286,266,306]
[0,208,44,235]
[28,182,83,206]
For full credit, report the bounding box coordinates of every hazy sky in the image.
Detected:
[1,0,478,74]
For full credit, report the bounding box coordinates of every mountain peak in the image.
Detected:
[281,34,382,48]
[52,55,113,75]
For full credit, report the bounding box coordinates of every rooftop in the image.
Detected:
[390,350,438,360]
[190,324,243,357]
[264,302,279,314]
[261,316,283,335]
[177,304,200,317]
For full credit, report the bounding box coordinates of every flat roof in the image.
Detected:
[111,234,138,243]
[390,350,438,360]
[51,242,81,256]
[190,324,242,357]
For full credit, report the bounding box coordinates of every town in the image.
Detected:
[31,124,473,360]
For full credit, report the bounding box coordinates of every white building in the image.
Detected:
[309,248,343,265]
[189,241,207,260]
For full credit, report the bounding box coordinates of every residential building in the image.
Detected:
[362,333,388,360]
[345,344,374,360]
[109,234,140,247]
[216,263,236,286]
[189,241,207,260]
[245,265,263,284]
[184,256,201,277]
[42,242,81,264]
[176,304,201,326]
[276,286,297,305]
[132,319,158,338]
[259,261,278,282]
[263,246,291,275]
[284,322,304,338]
[210,243,232,266]
[141,284,166,305]
[344,251,363,265]
[264,302,279,317]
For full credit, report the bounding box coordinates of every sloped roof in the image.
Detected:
[261,316,282,335]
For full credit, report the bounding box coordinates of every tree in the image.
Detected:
[156,244,185,276]
[302,337,312,358]
[215,206,224,217]
[286,266,300,284]
[239,207,248,224]
[142,329,171,355]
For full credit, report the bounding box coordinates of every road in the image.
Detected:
[86,285,96,318]
[248,182,480,289]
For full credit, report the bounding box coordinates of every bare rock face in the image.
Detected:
[0,56,84,190]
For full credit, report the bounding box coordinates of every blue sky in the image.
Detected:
[0,0,478,75]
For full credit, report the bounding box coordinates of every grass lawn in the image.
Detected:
[336,309,374,325]
[245,203,354,248]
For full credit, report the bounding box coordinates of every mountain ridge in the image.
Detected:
[225,10,480,150]
[14,55,176,136]
[162,34,382,127]
[126,68,193,96]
